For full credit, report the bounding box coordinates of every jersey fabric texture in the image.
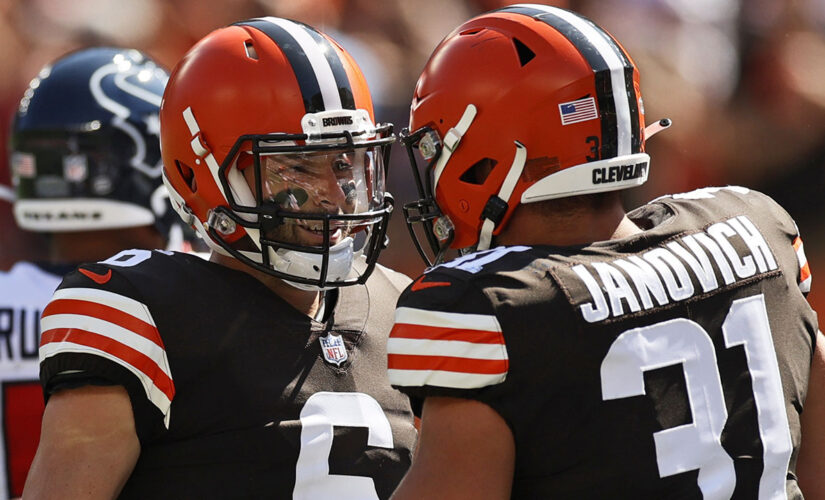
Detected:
[389,186,818,499]
[39,250,416,499]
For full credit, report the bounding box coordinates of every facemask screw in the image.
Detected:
[433,215,454,242]
[207,209,237,235]
[419,130,440,160]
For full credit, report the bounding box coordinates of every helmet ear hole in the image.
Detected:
[244,40,259,60]
[460,158,497,185]
[460,27,485,36]
[175,160,197,193]
[512,38,535,66]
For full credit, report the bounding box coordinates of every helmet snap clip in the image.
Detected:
[418,130,441,160]
[207,209,237,235]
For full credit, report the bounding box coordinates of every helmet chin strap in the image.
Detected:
[433,104,477,190]
[477,141,526,251]
[268,237,355,291]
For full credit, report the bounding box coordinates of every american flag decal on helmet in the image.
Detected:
[387,307,509,389]
[40,287,174,426]
[495,4,641,158]
[559,97,598,125]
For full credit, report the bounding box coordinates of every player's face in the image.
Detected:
[244,149,375,246]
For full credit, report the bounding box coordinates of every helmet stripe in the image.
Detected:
[623,66,641,154]
[296,21,357,110]
[494,5,640,157]
[235,18,349,113]
[600,28,642,155]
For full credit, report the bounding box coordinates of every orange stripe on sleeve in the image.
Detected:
[42,298,164,348]
[390,322,505,344]
[388,353,508,375]
[40,327,175,401]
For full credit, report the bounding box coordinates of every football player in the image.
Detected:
[24,18,416,500]
[0,46,184,500]
[388,4,825,499]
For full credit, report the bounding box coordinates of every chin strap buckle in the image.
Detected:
[476,141,526,251]
[480,196,508,226]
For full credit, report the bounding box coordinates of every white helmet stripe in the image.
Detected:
[181,107,227,203]
[248,17,343,111]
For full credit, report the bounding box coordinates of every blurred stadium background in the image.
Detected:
[1,0,823,316]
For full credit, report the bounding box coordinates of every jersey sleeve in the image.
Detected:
[387,270,509,410]
[742,188,813,295]
[39,258,174,440]
[792,235,812,294]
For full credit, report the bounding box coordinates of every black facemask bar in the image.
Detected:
[210,125,394,288]
[400,126,455,267]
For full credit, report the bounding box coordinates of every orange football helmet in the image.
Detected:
[401,4,669,265]
[161,17,393,288]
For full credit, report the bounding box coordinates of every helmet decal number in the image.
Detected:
[586,136,600,162]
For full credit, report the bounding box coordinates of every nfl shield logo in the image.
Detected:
[63,154,88,182]
[320,333,348,366]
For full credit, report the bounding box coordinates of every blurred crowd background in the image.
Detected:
[1,0,823,314]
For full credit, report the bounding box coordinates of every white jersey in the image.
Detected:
[0,262,62,499]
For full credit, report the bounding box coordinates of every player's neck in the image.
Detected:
[497,200,642,247]
[210,252,321,316]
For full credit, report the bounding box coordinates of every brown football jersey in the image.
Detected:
[40,250,416,499]
[390,187,816,499]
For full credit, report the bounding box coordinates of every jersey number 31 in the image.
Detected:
[601,294,792,500]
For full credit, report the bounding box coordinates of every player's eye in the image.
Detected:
[283,162,309,174]
[333,158,352,171]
